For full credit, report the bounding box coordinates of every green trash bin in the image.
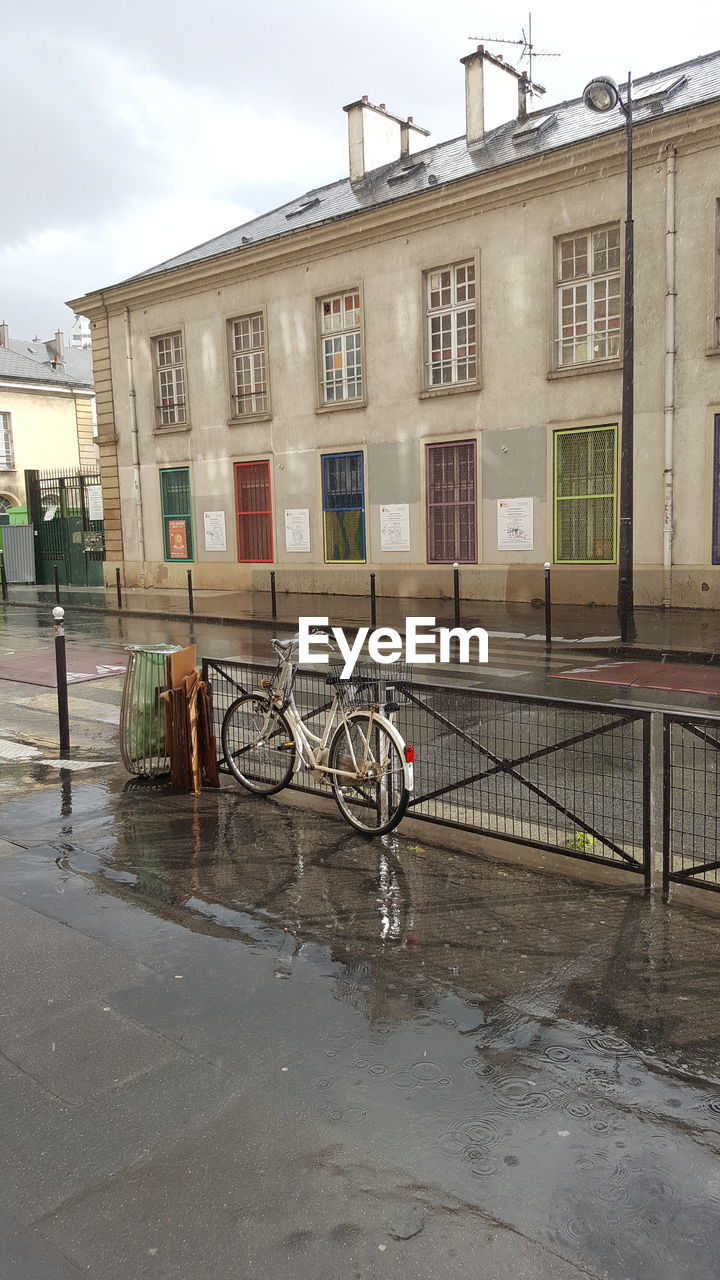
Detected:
[119,644,180,776]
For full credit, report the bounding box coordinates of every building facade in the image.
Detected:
[69,48,720,606]
[0,324,96,511]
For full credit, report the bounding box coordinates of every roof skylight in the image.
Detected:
[634,73,687,105]
[285,197,321,220]
[512,112,558,143]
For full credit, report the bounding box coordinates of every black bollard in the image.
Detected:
[0,551,7,603]
[370,572,376,628]
[187,568,194,615]
[115,566,123,610]
[544,562,552,650]
[53,564,60,604]
[53,606,70,758]
[270,570,277,619]
[453,562,461,628]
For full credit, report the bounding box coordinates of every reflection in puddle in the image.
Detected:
[19,781,720,1279]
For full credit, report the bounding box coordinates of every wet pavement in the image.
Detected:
[7,579,720,659]
[1,766,720,1278]
[3,604,720,1276]
[3,600,720,718]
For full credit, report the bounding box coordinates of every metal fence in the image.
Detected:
[203,657,651,882]
[664,713,720,894]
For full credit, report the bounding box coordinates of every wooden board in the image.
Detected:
[167,645,197,690]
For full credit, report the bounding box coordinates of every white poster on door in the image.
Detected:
[497,497,534,551]
[285,508,311,553]
[380,503,410,552]
[203,510,227,552]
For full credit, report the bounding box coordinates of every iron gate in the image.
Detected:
[25,468,104,586]
[202,657,652,882]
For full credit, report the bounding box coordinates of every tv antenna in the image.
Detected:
[469,12,561,96]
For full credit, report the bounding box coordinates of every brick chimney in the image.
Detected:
[0,322,8,348]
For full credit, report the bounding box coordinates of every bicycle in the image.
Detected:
[220,633,414,836]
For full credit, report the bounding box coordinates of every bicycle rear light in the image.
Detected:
[404,745,415,763]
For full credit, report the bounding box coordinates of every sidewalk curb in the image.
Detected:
[3,595,720,666]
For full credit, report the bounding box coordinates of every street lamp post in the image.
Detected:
[583,73,635,643]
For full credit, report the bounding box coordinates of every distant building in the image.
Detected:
[0,323,96,510]
[69,47,720,608]
[67,314,92,349]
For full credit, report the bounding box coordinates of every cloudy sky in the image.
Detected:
[2,0,717,339]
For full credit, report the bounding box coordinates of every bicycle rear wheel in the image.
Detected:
[221,695,296,795]
[328,711,409,836]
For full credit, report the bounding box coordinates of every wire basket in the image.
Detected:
[328,659,413,707]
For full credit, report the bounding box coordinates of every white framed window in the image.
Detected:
[714,199,720,349]
[425,261,477,387]
[556,226,621,367]
[319,290,362,404]
[230,313,269,417]
[0,412,14,469]
[154,332,187,426]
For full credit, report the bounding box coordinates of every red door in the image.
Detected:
[235,461,273,562]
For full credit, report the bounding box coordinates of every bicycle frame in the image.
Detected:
[257,648,413,791]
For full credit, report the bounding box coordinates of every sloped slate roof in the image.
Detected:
[0,339,93,389]
[115,47,720,291]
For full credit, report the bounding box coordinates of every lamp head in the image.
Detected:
[583,76,620,113]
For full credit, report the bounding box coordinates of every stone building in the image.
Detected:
[0,324,95,512]
[69,47,720,606]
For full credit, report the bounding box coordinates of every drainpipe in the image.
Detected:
[124,307,146,576]
[663,147,677,607]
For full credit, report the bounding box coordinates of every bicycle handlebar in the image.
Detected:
[270,630,336,658]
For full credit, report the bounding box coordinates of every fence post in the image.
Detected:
[54,564,61,604]
[270,570,277,619]
[370,572,376,628]
[53,606,70,758]
[187,569,194,615]
[115,566,123,610]
[0,550,7,602]
[453,562,461,628]
[544,562,552,650]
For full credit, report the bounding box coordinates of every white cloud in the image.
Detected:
[100,51,346,198]
[1,194,258,330]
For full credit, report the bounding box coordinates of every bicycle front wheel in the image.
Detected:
[328,711,409,836]
[221,695,296,796]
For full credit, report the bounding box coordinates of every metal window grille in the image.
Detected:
[160,466,194,561]
[322,451,365,562]
[155,333,187,425]
[426,261,476,386]
[427,440,477,564]
[554,426,617,563]
[556,227,621,366]
[231,314,268,416]
[235,460,273,562]
[320,290,362,402]
[0,412,14,469]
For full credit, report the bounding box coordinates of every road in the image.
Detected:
[1,602,720,1277]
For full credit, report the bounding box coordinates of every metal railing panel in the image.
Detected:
[663,712,720,893]
[204,657,651,879]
